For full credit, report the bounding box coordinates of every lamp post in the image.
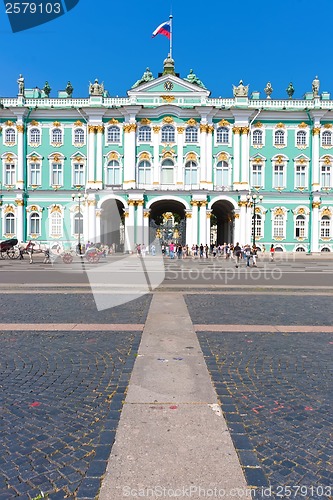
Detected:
[247,193,263,247]
[72,191,83,255]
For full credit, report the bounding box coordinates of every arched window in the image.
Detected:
[274,130,285,145]
[5,213,15,234]
[107,126,120,143]
[74,128,85,144]
[30,128,41,144]
[295,215,306,237]
[52,128,62,144]
[137,160,151,185]
[184,160,198,186]
[321,164,332,188]
[106,160,121,185]
[320,216,331,238]
[215,160,229,187]
[138,126,151,142]
[216,127,229,144]
[251,214,262,238]
[74,212,83,235]
[161,125,175,143]
[322,131,332,146]
[185,126,198,143]
[5,128,16,143]
[296,130,306,146]
[50,212,62,237]
[252,130,263,145]
[273,214,284,238]
[161,158,174,184]
[30,212,40,235]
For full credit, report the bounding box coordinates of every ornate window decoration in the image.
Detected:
[73,212,84,236]
[250,156,265,189]
[320,210,331,239]
[4,210,15,236]
[251,214,263,239]
[73,127,85,147]
[274,129,286,148]
[161,158,175,185]
[29,127,41,147]
[216,127,229,144]
[294,156,309,190]
[320,155,333,189]
[296,130,307,148]
[184,155,198,187]
[49,205,63,238]
[27,153,43,187]
[48,153,65,188]
[138,125,152,142]
[104,151,122,186]
[161,125,175,143]
[137,159,152,185]
[2,153,17,187]
[214,152,231,189]
[321,130,333,148]
[71,153,86,187]
[50,127,63,147]
[106,125,121,144]
[272,155,287,189]
[29,212,41,237]
[252,129,263,147]
[272,207,287,240]
[185,126,198,143]
[4,127,16,146]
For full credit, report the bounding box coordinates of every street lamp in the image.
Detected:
[247,193,263,247]
[72,191,83,255]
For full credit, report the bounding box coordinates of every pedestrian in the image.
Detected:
[199,243,204,258]
[270,244,275,262]
[252,245,258,267]
[177,245,182,259]
[43,248,51,264]
[234,242,241,268]
[136,243,141,256]
[204,244,209,258]
[169,241,175,259]
[245,245,251,267]
[151,244,156,256]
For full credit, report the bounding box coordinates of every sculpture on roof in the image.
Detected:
[17,74,24,95]
[264,82,273,99]
[286,82,294,99]
[233,80,249,97]
[43,81,51,97]
[312,76,320,97]
[89,78,104,96]
[131,68,154,88]
[184,69,207,89]
[65,81,73,97]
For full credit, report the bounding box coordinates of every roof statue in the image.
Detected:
[65,81,73,97]
[264,82,273,99]
[312,76,320,97]
[163,54,176,76]
[89,78,104,96]
[184,69,207,90]
[233,80,249,97]
[17,74,24,95]
[131,68,155,89]
[43,81,51,97]
[286,82,294,99]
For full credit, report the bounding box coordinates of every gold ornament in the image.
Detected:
[163,116,174,124]
[218,119,230,127]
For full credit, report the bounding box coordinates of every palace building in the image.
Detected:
[0,59,333,252]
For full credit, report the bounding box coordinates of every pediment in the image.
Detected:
[127,74,210,98]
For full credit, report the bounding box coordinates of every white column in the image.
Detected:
[176,126,184,185]
[312,128,320,188]
[206,126,214,186]
[240,126,250,189]
[82,203,89,244]
[125,201,135,252]
[233,212,241,245]
[199,125,207,185]
[191,202,199,245]
[239,201,247,245]
[88,199,96,243]
[152,126,160,185]
[206,210,212,246]
[123,124,136,189]
[199,201,207,244]
[232,127,241,188]
[136,200,144,246]
[87,125,96,188]
[16,124,24,189]
[185,211,193,246]
[95,126,103,189]
[311,201,320,252]
[15,199,24,242]
[95,209,102,243]
[143,209,150,248]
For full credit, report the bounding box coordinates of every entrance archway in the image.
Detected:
[210,200,235,245]
[149,199,187,246]
[100,199,125,252]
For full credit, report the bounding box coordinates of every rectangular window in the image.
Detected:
[273,216,284,238]
[30,163,41,185]
[52,163,63,186]
[295,165,306,188]
[252,164,262,187]
[5,163,15,185]
[73,163,85,186]
[321,166,331,188]
[273,165,284,188]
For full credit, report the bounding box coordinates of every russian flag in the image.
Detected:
[152,21,171,39]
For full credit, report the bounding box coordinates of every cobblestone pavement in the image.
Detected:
[0,295,151,500]
[185,295,333,499]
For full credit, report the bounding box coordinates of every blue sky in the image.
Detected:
[1,0,333,99]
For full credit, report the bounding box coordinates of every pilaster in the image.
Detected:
[190,201,199,245]
[176,126,184,185]
[153,126,160,185]
[311,199,321,252]
[15,197,24,242]
[95,125,104,189]
[87,125,96,188]
[123,123,137,189]
[16,123,24,190]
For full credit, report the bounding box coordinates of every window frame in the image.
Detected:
[137,160,152,185]
[185,126,198,143]
[138,126,152,143]
[160,158,175,184]
[320,215,331,238]
[215,160,230,188]
[50,211,63,238]
[216,127,230,145]
[106,125,121,144]
[4,212,15,235]
[184,160,198,187]
[274,129,286,146]
[252,129,263,146]
[322,130,332,147]
[273,214,285,239]
[29,162,42,186]
[4,128,16,145]
[72,162,85,187]
[73,127,85,146]
[295,163,308,189]
[296,130,307,147]
[105,159,121,186]
[161,125,175,143]
[29,212,41,236]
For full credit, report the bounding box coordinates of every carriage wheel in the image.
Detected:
[0,251,5,259]
[62,253,73,264]
[8,247,20,259]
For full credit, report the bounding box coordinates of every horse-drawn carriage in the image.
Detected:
[61,245,103,264]
[0,238,20,259]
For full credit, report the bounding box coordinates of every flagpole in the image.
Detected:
[169,14,173,59]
